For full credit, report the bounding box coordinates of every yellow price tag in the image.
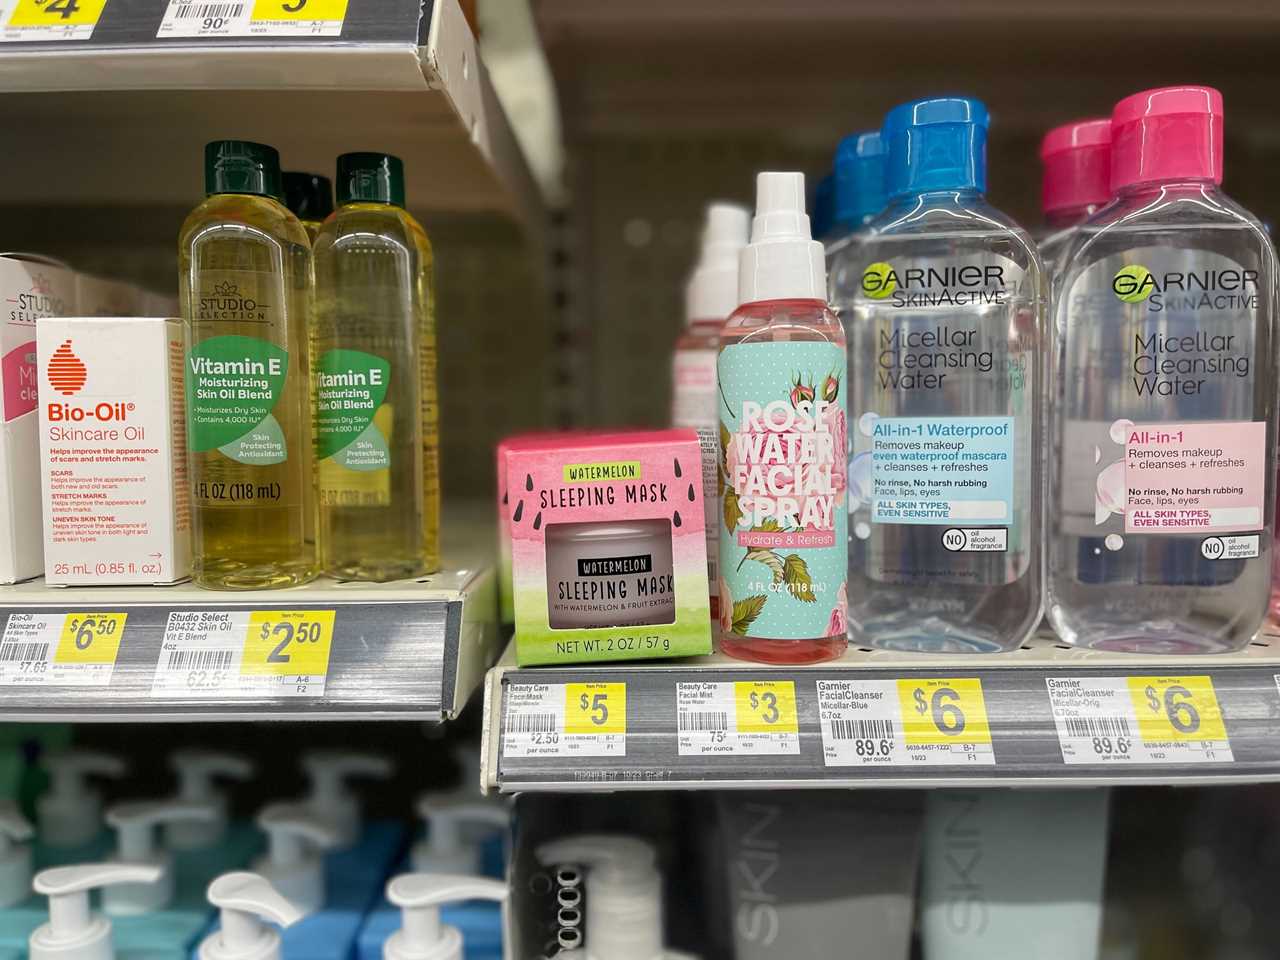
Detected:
[897,678,992,746]
[55,613,126,665]
[734,680,799,734]
[7,0,107,28]
[242,610,335,677]
[1128,676,1227,742]
[564,682,626,736]
[251,0,347,22]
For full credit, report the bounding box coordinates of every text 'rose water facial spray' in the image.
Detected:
[718,172,849,665]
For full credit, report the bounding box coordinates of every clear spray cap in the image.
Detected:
[38,751,127,849]
[300,751,392,847]
[411,798,510,875]
[103,800,217,915]
[536,834,663,960]
[252,803,339,916]
[0,798,34,908]
[383,873,508,960]
[738,172,826,306]
[685,202,750,323]
[29,863,163,960]
[198,871,304,960]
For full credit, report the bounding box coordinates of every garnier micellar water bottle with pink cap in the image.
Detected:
[846,96,1045,653]
[1049,86,1277,653]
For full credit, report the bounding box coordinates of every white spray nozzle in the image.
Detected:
[38,751,127,849]
[197,871,303,960]
[739,171,825,304]
[252,803,338,916]
[383,873,508,960]
[412,799,509,875]
[686,202,750,323]
[30,862,162,960]
[171,750,253,799]
[102,800,216,915]
[0,799,34,908]
[301,751,392,847]
[536,835,664,960]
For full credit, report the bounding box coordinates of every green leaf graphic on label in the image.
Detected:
[730,595,768,635]
[316,349,391,459]
[219,413,287,465]
[333,418,390,471]
[782,553,816,603]
[187,335,288,452]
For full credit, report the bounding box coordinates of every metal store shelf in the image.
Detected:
[0,0,546,228]
[482,629,1280,792]
[0,517,500,721]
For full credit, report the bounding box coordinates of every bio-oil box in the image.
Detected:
[0,254,77,583]
[508,430,712,665]
[37,317,190,585]
[75,273,140,317]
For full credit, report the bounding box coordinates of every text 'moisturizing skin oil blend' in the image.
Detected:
[718,172,849,665]
[179,140,318,590]
[312,152,441,581]
[1049,86,1277,653]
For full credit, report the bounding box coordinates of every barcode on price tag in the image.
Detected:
[0,613,126,686]
[156,0,347,38]
[150,609,334,699]
[1046,676,1232,764]
[676,680,799,756]
[818,678,995,767]
[502,682,627,758]
[0,0,108,42]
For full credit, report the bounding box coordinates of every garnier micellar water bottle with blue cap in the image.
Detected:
[846,96,1045,653]
[1049,86,1277,653]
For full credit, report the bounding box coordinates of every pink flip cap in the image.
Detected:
[1039,118,1112,215]
[1111,86,1223,190]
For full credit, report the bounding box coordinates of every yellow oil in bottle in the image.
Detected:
[312,152,440,581]
[179,141,319,590]
[283,171,333,246]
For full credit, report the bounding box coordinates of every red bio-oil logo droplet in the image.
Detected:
[47,340,87,395]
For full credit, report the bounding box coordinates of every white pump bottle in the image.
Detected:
[197,871,304,960]
[300,751,392,848]
[38,751,127,848]
[28,862,163,960]
[167,750,254,849]
[411,799,509,875]
[102,799,218,914]
[383,873,508,960]
[252,803,339,915]
[0,798,34,908]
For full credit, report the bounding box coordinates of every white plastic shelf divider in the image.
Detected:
[0,0,546,227]
[0,515,500,722]
[482,629,1280,792]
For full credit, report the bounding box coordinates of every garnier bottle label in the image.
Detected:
[316,348,392,507]
[1059,248,1266,543]
[718,340,848,640]
[186,333,288,463]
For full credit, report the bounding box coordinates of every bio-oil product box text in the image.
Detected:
[0,254,77,583]
[38,317,190,585]
[508,430,712,665]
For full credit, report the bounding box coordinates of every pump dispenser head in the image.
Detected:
[0,798,34,908]
[1110,85,1223,191]
[685,202,750,324]
[1039,118,1112,218]
[39,751,127,849]
[198,871,303,960]
[252,803,338,916]
[383,873,508,960]
[411,799,510,875]
[168,750,254,850]
[737,172,826,306]
[30,862,163,960]
[882,96,989,201]
[536,834,663,960]
[103,800,217,914]
[300,751,392,848]
[834,130,887,228]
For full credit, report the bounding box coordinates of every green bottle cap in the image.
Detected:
[282,171,335,221]
[336,152,406,207]
[205,140,283,199]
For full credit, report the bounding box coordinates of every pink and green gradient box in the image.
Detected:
[507,430,713,665]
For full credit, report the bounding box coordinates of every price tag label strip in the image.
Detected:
[156,0,348,38]
[503,682,627,759]
[677,680,800,757]
[0,612,126,687]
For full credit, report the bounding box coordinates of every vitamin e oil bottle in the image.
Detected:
[179,140,318,590]
[312,152,440,581]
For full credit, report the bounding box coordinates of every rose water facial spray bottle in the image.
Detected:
[1049,86,1277,653]
[717,172,849,665]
